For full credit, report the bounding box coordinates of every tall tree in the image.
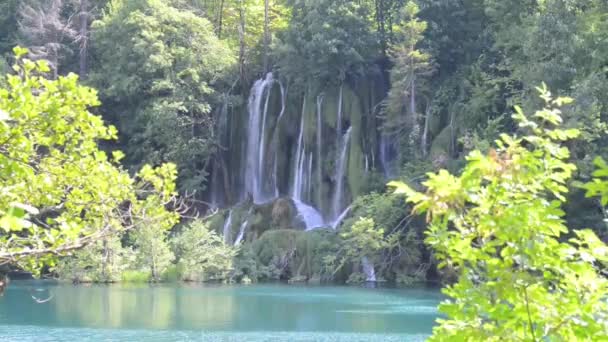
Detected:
[275,0,377,87]
[393,88,608,340]
[0,0,19,57]
[0,48,179,273]
[91,0,235,196]
[76,0,90,78]
[263,0,270,72]
[383,1,434,156]
[18,0,77,78]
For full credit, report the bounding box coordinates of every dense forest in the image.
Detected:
[2,0,608,339]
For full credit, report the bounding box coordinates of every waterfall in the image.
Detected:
[336,85,343,137]
[316,94,324,208]
[380,134,389,178]
[331,205,351,230]
[222,210,232,244]
[209,96,230,208]
[234,220,248,245]
[293,199,325,230]
[292,101,306,200]
[245,72,274,203]
[258,77,272,191]
[307,151,313,200]
[271,81,287,197]
[380,133,398,179]
[361,257,377,282]
[291,96,325,229]
[332,127,352,220]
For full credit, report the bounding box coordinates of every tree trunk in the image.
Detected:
[218,0,225,38]
[408,40,417,132]
[101,239,108,280]
[263,0,270,73]
[449,106,456,156]
[79,0,89,78]
[151,255,157,282]
[219,156,233,205]
[238,1,246,82]
[421,102,430,157]
[376,0,387,58]
[0,274,7,295]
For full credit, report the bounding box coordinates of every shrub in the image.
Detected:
[173,220,238,282]
[392,87,608,340]
[121,270,151,283]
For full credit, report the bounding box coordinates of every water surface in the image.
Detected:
[0,281,441,341]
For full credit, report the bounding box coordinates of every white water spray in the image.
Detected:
[316,94,324,207]
[292,107,306,200]
[234,220,248,245]
[222,210,233,244]
[291,95,325,229]
[293,199,325,230]
[361,256,377,282]
[332,127,352,220]
[331,205,351,230]
[245,72,274,203]
[271,81,287,197]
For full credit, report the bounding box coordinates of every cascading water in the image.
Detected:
[234,220,248,245]
[258,78,272,191]
[292,109,306,201]
[332,127,352,221]
[291,96,325,230]
[331,205,351,230]
[307,152,313,199]
[380,133,398,179]
[316,94,324,208]
[222,210,232,244]
[293,199,325,230]
[336,85,343,138]
[271,81,287,197]
[215,81,381,231]
[209,96,230,208]
[361,257,377,282]
[245,72,274,203]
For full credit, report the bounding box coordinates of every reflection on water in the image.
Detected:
[0,281,441,341]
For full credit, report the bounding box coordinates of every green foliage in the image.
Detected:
[341,218,391,258]
[392,88,608,340]
[231,245,265,283]
[250,229,341,281]
[0,0,18,56]
[582,157,608,208]
[55,236,135,283]
[384,1,432,115]
[172,220,237,282]
[91,0,235,194]
[121,269,151,283]
[274,0,377,88]
[251,229,301,279]
[343,192,405,233]
[131,222,174,282]
[0,49,178,274]
[160,264,180,282]
[382,1,435,160]
[324,217,398,282]
[295,229,341,280]
[337,191,427,282]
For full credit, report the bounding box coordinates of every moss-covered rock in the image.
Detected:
[271,198,294,229]
[430,125,452,162]
[343,85,366,199]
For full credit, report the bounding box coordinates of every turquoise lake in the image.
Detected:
[0,281,441,341]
